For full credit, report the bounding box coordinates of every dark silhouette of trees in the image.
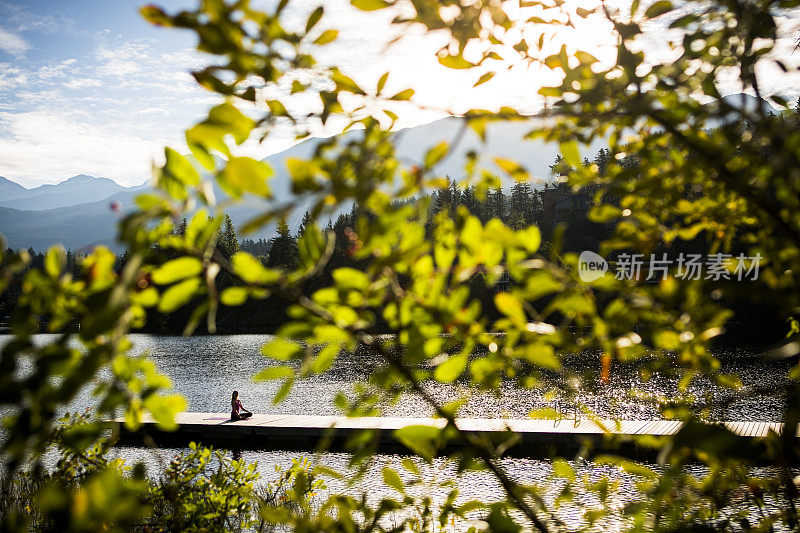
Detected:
[217,215,239,261]
[267,219,297,269]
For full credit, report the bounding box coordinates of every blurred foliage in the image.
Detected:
[1,412,320,531]
[2,0,800,530]
[147,443,260,532]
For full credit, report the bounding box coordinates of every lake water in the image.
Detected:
[2,334,794,530]
[120,334,791,422]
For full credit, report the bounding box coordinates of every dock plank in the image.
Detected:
[112,414,795,457]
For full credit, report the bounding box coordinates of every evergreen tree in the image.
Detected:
[487,187,506,221]
[217,215,239,260]
[593,148,612,177]
[176,218,188,237]
[433,178,461,218]
[460,186,482,220]
[240,238,270,257]
[549,154,574,177]
[509,181,533,226]
[267,219,297,269]
[297,210,314,238]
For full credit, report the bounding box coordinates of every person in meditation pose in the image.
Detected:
[230,390,252,421]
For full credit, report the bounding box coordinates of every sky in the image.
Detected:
[0,0,798,188]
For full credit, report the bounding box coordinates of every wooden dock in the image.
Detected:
[112,413,794,458]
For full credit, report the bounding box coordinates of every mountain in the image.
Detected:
[719,93,778,114]
[0,182,281,252]
[0,174,129,211]
[0,94,779,252]
[0,185,274,252]
[701,93,780,127]
[0,176,29,202]
[0,199,127,252]
[262,116,605,199]
[0,116,606,251]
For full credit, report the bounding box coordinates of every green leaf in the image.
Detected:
[394,425,441,459]
[551,293,595,316]
[517,225,541,253]
[494,157,529,181]
[457,500,485,515]
[254,365,294,381]
[495,292,525,324]
[314,29,338,45]
[552,458,576,481]
[588,205,622,223]
[151,257,203,285]
[311,343,339,373]
[653,330,681,350]
[306,6,323,32]
[232,252,280,284]
[261,338,302,361]
[144,394,186,431]
[133,287,159,308]
[486,507,520,532]
[158,277,202,313]
[434,353,468,383]
[351,0,390,11]
[424,142,449,168]
[595,455,658,479]
[135,194,168,211]
[273,377,295,404]
[377,72,389,93]
[163,147,201,186]
[219,157,273,198]
[468,116,488,142]
[298,223,326,269]
[267,99,288,116]
[523,343,560,370]
[644,0,673,18]
[291,80,306,94]
[220,286,249,307]
[390,88,415,101]
[45,246,65,278]
[559,140,581,167]
[139,5,171,26]
[333,267,369,290]
[524,271,561,300]
[382,467,404,493]
[474,72,495,87]
[402,457,420,476]
[438,54,474,69]
[206,102,255,145]
[260,506,293,524]
[670,13,698,28]
[331,69,364,95]
[672,420,757,459]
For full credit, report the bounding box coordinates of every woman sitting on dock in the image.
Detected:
[230,390,252,421]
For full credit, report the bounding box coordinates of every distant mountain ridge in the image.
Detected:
[0,176,30,202]
[1,115,584,252]
[0,93,776,252]
[0,174,143,211]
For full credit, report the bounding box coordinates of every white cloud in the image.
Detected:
[0,63,28,92]
[0,110,171,186]
[37,58,78,80]
[0,31,218,187]
[0,28,29,55]
[63,78,102,90]
[0,2,79,36]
